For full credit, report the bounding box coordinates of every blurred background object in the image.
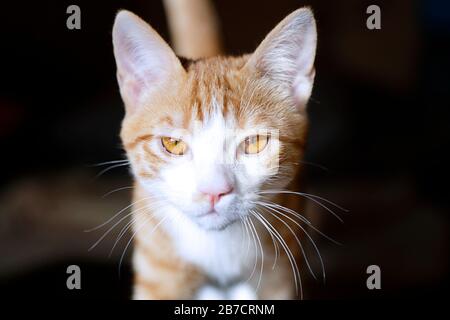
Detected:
[0,0,448,299]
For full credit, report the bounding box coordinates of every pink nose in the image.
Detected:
[200,186,233,207]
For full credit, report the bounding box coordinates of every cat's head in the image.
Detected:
[112,9,316,230]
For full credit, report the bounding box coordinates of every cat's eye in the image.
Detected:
[161,137,188,155]
[241,134,270,154]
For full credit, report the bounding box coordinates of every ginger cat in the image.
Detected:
[112,0,317,299]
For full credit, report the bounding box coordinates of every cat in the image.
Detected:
[112,0,317,299]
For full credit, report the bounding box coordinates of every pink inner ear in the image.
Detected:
[118,72,153,110]
[113,11,184,110]
[292,76,313,107]
[129,78,144,103]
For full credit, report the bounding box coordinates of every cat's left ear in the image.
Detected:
[112,10,185,112]
[244,8,317,110]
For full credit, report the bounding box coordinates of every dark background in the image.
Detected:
[0,0,448,299]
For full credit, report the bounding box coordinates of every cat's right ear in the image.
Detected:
[112,10,185,112]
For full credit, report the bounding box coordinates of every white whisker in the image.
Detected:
[102,186,134,198]
[250,210,302,299]
[87,203,154,252]
[248,214,264,292]
[108,200,165,257]
[94,162,130,179]
[244,216,259,285]
[256,199,341,245]
[118,215,168,276]
[259,189,347,222]
[84,195,156,232]
[90,159,130,167]
[256,203,324,281]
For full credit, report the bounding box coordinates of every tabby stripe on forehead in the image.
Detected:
[222,74,234,117]
[192,79,205,123]
[162,116,174,126]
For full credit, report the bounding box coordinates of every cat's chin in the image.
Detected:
[193,213,240,231]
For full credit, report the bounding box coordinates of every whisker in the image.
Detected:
[84,195,156,232]
[248,214,264,292]
[259,190,346,222]
[87,204,154,252]
[296,160,329,172]
[238,217,245,252]
[118,215,168,277]
[110,217,136,257]
[250,209,279,270]
[250,211,302,298]
[252,212,300,291]
[257,200,312,225]
[108,201,164,258]
[256,199,341,245]
[94,162,130,179]
[255,205,317,280]
[102,186,134,198]
[244,216,259,285]
[243,217,252,260]
[257,204,325,282]
[261,189,349,212]
[117,214,153,276]
[89,159,130,167]
[267,220,280,270]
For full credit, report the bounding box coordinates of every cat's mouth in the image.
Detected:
[192,209,241,231]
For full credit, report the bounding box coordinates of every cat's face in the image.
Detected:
[113,10,316,230]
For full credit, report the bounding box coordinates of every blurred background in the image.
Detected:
[0,0,448,299]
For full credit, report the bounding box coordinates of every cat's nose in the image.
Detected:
[200,185,233,207]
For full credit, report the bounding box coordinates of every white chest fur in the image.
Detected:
[162,209,255,285]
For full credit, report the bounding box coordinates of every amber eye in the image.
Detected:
[161,137,188,155]
[241,134,270,154]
